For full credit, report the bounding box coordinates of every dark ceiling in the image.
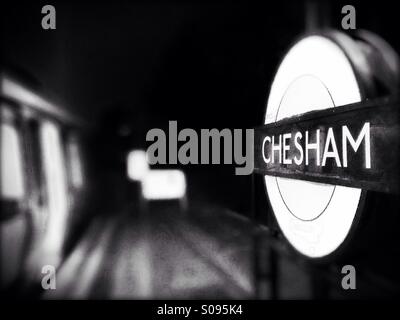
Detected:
[2,2,302,125]
[2,1,400,128]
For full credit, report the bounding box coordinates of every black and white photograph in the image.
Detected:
[1,0,400,313]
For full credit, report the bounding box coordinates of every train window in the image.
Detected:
[0,106,25,201]
[0,105,26,288]
[66,134,84,189]
[23,118,48,235]
[39,120,68,253]
[26,119,44,203]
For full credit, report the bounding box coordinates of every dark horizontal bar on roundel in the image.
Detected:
[254,96,400,194]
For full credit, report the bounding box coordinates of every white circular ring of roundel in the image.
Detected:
[264,35,363,258]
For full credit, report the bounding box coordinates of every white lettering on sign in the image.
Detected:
[262,122,371,168]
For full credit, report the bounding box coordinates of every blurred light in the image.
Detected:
[142,170,186,200]
[127,150,149,181]
[40,120,68,258]
[1,77,45,109]
[0,106,25,200]
[264,35,362,258]
[1,75,81,125]
[67,135,84,188]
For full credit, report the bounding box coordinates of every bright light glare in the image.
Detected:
[40,121,69,258]
[141,170,186,200]
[0,108,25,200]
[127,150,149,181]
[264,35,363,258]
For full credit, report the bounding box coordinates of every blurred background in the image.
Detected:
[1,0,400,299]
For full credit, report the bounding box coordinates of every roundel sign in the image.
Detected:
[264,35,365,258]
[255,31,400,259]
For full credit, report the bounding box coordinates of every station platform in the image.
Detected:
[43,204,310,299]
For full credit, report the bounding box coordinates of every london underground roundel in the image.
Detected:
[264,35,365,258]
